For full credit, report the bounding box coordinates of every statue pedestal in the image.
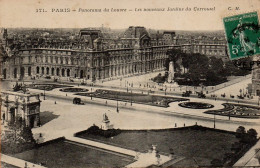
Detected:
[101,113,114,130]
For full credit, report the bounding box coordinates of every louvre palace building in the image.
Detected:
[0,27,227,82]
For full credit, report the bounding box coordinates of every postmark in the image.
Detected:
[223,11,260,60]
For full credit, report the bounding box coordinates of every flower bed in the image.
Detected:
[28,84,72,91]
[75,89,189,107]
[59,88,89,92]
[204,103,260,118]
[178,102,214,109]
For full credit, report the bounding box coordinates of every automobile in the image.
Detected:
[73,97,84,105]
[197,92,206,98]
[237,95,244,99]
[182,91,192,97]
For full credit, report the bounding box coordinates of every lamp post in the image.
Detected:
[91,88,93,100]
[116,94,119,113]
[43,86,46,100]
[131,90,132,106]
[229,110,231,120]
[214,114,216,129]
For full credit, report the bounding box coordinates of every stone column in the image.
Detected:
[5,105,9,122]
[24,66,28,77]
[109,66,112,77]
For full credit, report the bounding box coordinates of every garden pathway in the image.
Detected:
[234,140,260,167]
[66,136,173,167]
[1,154,47,168]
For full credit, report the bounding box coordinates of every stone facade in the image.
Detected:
[1,91,41,128]
[0,27,228,82]
[1,27,170,82]
[252,55,260,96]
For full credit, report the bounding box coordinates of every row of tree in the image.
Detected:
[165,49,250,86]
[1,117,36,154]
[211,126,258,167]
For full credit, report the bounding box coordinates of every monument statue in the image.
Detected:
[101,113,113,130]
[168,61,175,83]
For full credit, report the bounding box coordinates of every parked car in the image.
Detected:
[197,92,206,98]
[73,97,84,105]
[182,91,192,97]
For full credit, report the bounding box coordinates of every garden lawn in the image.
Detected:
[28,84,72,91]
[77,126,240,166]
[76,89,188,107]
[1,162,19,168]
[13,140,134,168]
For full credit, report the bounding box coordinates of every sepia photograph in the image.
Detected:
[0,0,260,167]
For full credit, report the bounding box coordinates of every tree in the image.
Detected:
[236,126,246,139]
[211,159,223,167]
[20,121,35,143]
[247,129,258,139]
[1,120,36,154]
[236,126,246,134]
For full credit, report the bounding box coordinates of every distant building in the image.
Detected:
[163,31,176,45]
[0,27,228,81]
[0,27,170,81]
[252,55,260,96]
[1,91,41,128]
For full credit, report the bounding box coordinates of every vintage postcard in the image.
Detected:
[0,0,260,167]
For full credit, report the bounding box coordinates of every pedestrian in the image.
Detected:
[24,162,28,168]
[54,101,57,104]
[175,123,177,127]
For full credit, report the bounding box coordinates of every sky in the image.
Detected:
[0,0,259,31]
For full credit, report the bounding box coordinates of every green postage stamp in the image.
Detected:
[223,11,260,60]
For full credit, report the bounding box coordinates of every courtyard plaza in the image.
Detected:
[27,82,260,121]
[2,79,260,167]
[26,87,260,143]
[214,77,252,97]
[98,71,253,99]
[28,93,260,167]
[2,70,254,103]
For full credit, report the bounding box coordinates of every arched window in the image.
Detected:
[62,69,65,76]
[51,68,55,75]
[14,68,17,78]
[36,66,40,74]
[28,67,31,76]
[67,69,70,77]
[56,68,60,76]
